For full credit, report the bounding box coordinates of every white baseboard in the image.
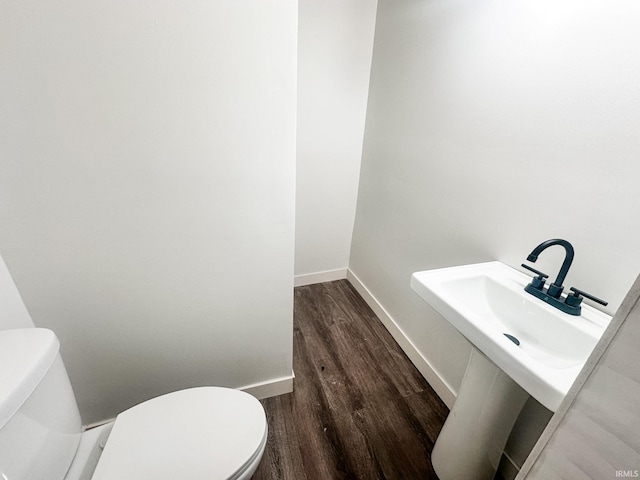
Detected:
[346,269,457,409]
[240,371,295,400]
[82,372,295,430]
[294,268,348,287]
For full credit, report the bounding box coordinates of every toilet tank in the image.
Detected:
[0,328,82,480]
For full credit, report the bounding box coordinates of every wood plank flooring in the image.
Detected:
[252,280,449,480]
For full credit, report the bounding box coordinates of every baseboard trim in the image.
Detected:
[240,371,295,400]
[294,268,348,287]
[82,372,295,430]
[346,269,456,409]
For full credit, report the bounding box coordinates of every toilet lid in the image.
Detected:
[92,387,267,480]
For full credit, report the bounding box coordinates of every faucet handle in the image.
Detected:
[568,287,608,307]
[521,264,548,290]
[521,263,549,278]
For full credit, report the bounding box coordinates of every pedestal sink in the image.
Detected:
[411,262,611,480]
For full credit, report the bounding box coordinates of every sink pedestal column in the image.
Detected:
[432,349,529,480]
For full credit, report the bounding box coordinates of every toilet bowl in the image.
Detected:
[0,328,268,480]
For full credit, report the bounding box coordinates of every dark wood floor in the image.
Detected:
[253,280,449,480]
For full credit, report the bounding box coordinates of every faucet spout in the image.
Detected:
[526,238,574,298]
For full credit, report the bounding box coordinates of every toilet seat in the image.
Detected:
[91,387,268,480]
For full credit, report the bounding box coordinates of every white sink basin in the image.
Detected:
[411,261,611,411]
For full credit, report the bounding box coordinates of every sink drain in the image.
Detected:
[503,333,520,346]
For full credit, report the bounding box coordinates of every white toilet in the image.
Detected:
[0,328,268,480]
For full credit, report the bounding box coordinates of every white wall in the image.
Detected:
[350,0,640,472]
[0,254,33,329]
[294,0,377,285]
[0,0,297,425]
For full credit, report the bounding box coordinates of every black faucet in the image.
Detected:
[521,238,607,315]
[526,238,574,298]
